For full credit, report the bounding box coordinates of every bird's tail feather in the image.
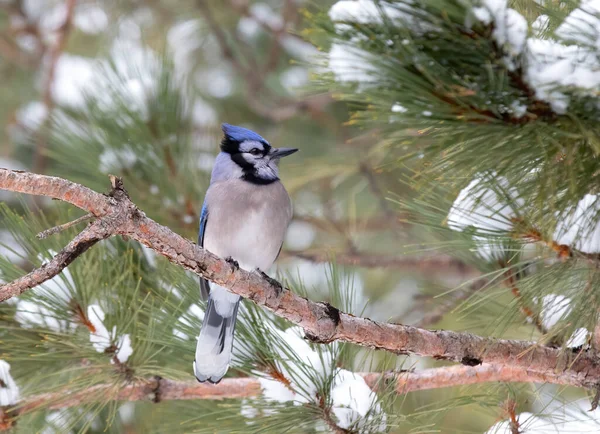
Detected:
[194,291,240,383]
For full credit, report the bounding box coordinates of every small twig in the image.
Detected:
[359,162,395,219]
[36,213,94,239]
[503,398,521,434]
[0,221,110,302]
[32,0,78,174]
[502,264,548,337]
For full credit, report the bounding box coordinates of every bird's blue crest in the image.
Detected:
[221,123,268,144]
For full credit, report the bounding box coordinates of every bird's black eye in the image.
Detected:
[249,148,261,155]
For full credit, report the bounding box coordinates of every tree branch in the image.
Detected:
[283,250,478,278]
[36,213,94,239]
[0,220,109,301]
[32,0,78,174]
[2,168,600,392]
[0,363,588,424]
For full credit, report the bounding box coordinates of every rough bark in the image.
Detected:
[1,364,584,419]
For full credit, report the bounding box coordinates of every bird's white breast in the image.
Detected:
[203,179,292,272]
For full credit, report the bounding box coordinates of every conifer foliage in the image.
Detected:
[1,0,600,433]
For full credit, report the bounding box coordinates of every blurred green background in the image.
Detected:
[0,0,595,433]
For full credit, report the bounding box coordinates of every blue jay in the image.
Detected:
[194,123,298,383]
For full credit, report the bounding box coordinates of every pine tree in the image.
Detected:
[2,0,600,433]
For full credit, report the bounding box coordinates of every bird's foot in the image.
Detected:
[256,268,283,297]
[225,256,239,269]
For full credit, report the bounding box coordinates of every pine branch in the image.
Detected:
[2,168,600,390]
[0,219,109,300]
[32,0,78,174]
[0,364,587,426]
[36,213,94,239]
[283,250,478,277]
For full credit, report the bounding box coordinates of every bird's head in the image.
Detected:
[217,123,298,184]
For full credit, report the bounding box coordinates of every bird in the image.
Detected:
[193,123,298,383]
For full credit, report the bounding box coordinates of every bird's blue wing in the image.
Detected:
[198,201,211,301]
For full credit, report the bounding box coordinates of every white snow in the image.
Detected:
[540,294,571,330]
[554,194,600,253]
[15,34,39,53]
[566,327,588,348]
[510,100,527,118]
[0,360,20,406]
[115,334,133,363]
[48,37,159,116]
[280,66,309,92]
[87,304,133,363]
[195,67,234,98]
[391,103,408,113]
[14,300,72,332]
[329,43,377,84]
[447,174,520,232]
[540,294,589,347]
[280,36,319,62]
[258,376,297,403]
[15,101,48,130]
[532,14,550,37]
[118,402,136,424]
[328,0,422,30]
[524,38,600,114]
[74,5,109,35]
[327,0,432,82]
[486,412,559,433]
[486,405,600,433]
[238,16,261,39]
[330,369,386,430]
[555,0,600,48]
[447,174,523,261]
[240,399,259,418]
[88,304,112,353]
[167,20,203,77]
[242,325,386,430]
[51,54,97,108]
[472,0,527,68]
[329,0,399,24]
[470,0,600,113]
[191,99,217,127]
[249,3,283,30]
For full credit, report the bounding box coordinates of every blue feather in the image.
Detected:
[222,123,268,144]
[198,201,210,300]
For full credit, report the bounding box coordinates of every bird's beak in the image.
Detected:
[270,147,299,159]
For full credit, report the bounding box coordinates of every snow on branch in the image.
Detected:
[2,168,600,394]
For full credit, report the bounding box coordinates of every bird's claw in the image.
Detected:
[256,268,283,296]
[225,256,239,268]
